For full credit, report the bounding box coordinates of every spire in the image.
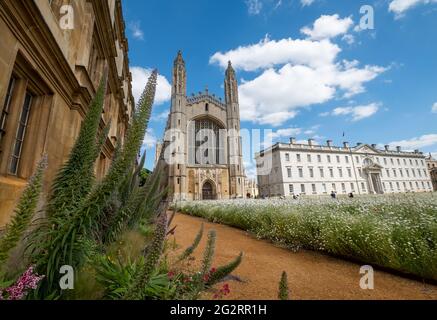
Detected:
[174,50,185,66]
[224,61,238,105]
[226,60,235,77]
[172,50,186,95]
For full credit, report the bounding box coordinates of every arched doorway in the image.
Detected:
[202,181,216,200]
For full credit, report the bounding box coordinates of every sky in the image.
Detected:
[122,0,437,177]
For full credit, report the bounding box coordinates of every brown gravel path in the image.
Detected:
[170,213,437,300]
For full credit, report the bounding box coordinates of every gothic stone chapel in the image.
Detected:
[158,51,246,201]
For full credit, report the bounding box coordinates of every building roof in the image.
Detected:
[256,140,426,159]
[186,91,226,109]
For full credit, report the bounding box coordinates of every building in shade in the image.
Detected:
[0,0,134,226]
[156,52,245,201]
[244,179,259,199]
[256,139,433,198]
[426,154,437,191]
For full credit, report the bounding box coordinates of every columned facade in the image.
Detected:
[256,140,434,197]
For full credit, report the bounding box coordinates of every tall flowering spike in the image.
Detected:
[93,119,111,162]
[46,70,108,221]
[201,230,216,277]
[206,252,243,286]
[178,224,204,262]
[124,209,168,300]
[278,271,290,300]
[32,70,158,297]
[0,156,47,268]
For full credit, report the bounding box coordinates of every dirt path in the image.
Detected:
[169,213,437,300]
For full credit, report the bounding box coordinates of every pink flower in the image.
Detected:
[1,266,44,300]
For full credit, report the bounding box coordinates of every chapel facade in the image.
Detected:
[157,52,245,201]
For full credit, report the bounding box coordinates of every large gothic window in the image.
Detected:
[194,119,221,165]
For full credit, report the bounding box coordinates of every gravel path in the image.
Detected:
[170,213,437,300]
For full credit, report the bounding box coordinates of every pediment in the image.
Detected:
[354,144,380,155]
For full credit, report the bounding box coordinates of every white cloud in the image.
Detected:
[301,0,315,6]
[128,21,144,40]
[389,0,437,17]
[388,134,437,150]
[244,161,258,179]
[236,59,384,125]
[342,34,355,45]
[210,35,340,71]
[329,103,381,121]
[152,110,170,122]
[267,128,302,140]
[246,0,263,15]
[131,67,171,105]
[143,129,157,149]
[210,15,386,126]
[239,65,335,126]
[301,14,354,40]
[432,102,437,113]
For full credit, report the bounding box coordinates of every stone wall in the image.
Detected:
[0,0,134,226]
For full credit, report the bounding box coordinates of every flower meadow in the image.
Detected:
[176,193,437,281]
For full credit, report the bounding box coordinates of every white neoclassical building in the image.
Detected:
[256,138,434,197]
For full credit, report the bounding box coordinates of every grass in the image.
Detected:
[176,193,437,281]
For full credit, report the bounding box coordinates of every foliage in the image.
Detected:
[278,271,289,300]
[0,266,44,300]
[206,252,243,286]
[139,168,152,187]
[124,211,168,300]
[177,224,204,262]
[45,72,108,221]
[167,225,243,300]
[176,194,437,280]
[29,71,158,298]
[0,156,47,269]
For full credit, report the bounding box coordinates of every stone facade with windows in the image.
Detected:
[426,154,437,191]
[256,138,433,197]
[0,0,134,225]
[156,52,245,201]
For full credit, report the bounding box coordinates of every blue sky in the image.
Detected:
[122,0,437,175]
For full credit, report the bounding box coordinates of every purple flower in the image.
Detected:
[0,266,45,300]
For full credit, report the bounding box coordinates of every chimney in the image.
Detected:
[327,140,333,147]
[308,139,314,147]
[343,142,350,149]
[371,144,377,149]
[290,137,296,145]
[396,146,401,152]
[385,145,390,151]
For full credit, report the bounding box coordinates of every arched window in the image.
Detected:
[194,118,221,165]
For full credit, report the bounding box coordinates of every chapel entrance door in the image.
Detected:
[202,181,216,200]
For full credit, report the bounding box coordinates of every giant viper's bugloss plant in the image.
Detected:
[31,71,158,297]
[278,271,290,300]
[206,252,243,286]
[124,210,168,300]
[177,224,204,262]
[0,156,47,270]
[45,71,108,221]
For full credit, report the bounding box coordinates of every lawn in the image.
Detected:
[176,193,437,281]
